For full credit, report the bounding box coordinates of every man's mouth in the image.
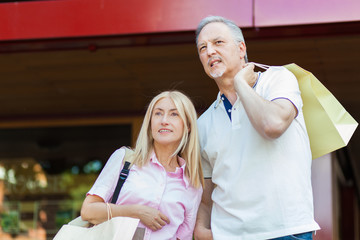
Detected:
[209,57,222,67]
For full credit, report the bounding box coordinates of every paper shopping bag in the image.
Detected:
[53,216,140,240]
[284,63,358,159]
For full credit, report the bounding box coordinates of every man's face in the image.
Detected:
[197,22,246,80]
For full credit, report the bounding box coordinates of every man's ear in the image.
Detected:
[238,41,247,59]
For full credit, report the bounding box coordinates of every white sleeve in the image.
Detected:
[87,148,126,202]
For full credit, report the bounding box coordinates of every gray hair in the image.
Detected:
[195,16,248,62]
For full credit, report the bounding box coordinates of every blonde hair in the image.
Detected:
[129,90,204,188]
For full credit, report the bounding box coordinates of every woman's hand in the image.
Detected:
[82,195,170,232]
[136,205,170,231]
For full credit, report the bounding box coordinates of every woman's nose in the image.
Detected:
[161,115,169,125]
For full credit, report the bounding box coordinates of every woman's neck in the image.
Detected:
[153,143,179,172]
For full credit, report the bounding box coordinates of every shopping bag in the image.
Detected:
[53,147,140,240]
[284,64,358,159]
[253,62,358,159]
[53,216,139,240]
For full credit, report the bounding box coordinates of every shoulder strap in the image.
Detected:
[110,147,134,204]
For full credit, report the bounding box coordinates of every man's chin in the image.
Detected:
[210,71,225,79]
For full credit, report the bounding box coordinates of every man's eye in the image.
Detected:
[199,46,206,51]
[215,40,223,44]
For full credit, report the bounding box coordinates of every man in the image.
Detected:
[194,16,320,240]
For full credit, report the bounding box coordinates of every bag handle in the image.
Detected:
[250,62,270,70]
[110,147,134,204]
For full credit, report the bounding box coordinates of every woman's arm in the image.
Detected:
[80,194,170,231]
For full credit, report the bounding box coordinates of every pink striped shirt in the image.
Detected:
[88,148,203,240]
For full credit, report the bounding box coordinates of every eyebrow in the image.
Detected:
[197,42,205,48]
[154,108,178,111]
[197,36,223,48]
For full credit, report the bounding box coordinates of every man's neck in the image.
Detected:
[221,90,237,105]
[215,76,238,105]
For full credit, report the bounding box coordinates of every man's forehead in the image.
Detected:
[201,22,230,33]
[198,23,230,43]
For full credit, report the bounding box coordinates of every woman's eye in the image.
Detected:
[171,112,179,117]
[154,111,162,116]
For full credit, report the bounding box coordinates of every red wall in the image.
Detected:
[255,0,360,27]
[0,0,360,41]
[0,0,253,41]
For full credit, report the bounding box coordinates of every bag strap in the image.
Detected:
[110,147,134,204]
[250,62,270,70]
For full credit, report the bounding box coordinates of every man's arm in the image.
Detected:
[234,64,297,139]
[194,178,214,240]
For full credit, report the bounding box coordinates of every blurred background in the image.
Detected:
[0,0,359,239]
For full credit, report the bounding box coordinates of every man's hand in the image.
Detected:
[234,63,257,88]
[194,225,213,240]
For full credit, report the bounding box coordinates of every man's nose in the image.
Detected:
[207,44,216,55]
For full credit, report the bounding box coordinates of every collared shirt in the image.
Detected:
[198,66,320,240]
[221,72,261,121]
[88,148,202,240]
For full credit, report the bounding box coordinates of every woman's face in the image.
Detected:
[151,97,185,149]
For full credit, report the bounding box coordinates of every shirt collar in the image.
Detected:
[214,92,240,109]
[214,92,223,109]
[214,72,261,109]
[253,71,261,89]
[149,151,190,189]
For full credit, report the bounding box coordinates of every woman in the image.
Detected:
[81,90,204,240]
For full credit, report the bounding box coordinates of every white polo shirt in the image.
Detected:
[198,66,320,240]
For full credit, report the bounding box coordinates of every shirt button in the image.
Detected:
[234,108,236,110]
[221,97,224,101]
